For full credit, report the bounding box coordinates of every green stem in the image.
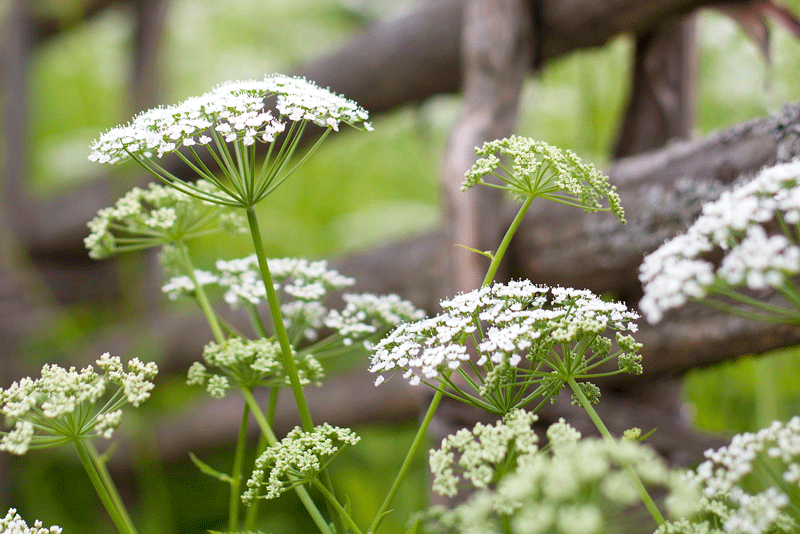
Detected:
[177,242,225,343]
[229,404,250,531]
[481,196,534,288]
[73,440,138,534]
[313,479,364,534]
[244,389,278,531]
[240,388,332,534]
[85,441,139,534]
[367,389,444,534]
[566,377,666,526]
[244,206,314,431]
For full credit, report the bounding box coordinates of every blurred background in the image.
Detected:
[2,0,800,532]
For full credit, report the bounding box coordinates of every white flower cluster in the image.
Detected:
[242,423,360,503]
[322,293,426,346]
[424,420,673,534]
[85,180,242,259]
[462,136,625,222]
[89,75,371,164]
[0,509,62,534]
[369,281,640,407]
[161,269,220,301]
[430,409,539,497]
[667,417,800,534]
[639,160,800,323]
[163,255,423,346]
[215,255,355,310]
[0,354,157,455]
[188,337,324,397]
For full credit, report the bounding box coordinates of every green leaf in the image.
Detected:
[454,243,494,259]
[189,452,235,484]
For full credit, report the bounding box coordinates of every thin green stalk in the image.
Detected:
[244,207,314,431]
[229,404,251,532]
[367,389,444,534]
[73,440,138,534]
[240,388,333,534]
[85,441,139,534]
[566,377,665,526]
[243,207,347,532]
[244,389,278,531]
[482,196,534,287]
[177,242,225,343]
[313,479,364,534]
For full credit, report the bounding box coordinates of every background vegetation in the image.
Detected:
[6,0,800,531]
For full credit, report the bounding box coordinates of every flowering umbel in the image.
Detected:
[0,354,157,455]
[88,74,372,208]
[242,424,360,503]
[422,419,674,534]
[369,280,641,415]
[85,180,244,259]
[462,136,625,222]
[639,160,800,324]
[657,417,800,534]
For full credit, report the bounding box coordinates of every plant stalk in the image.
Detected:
[73,439,138,534]
[240,388,333,534]
[566,377,666,526]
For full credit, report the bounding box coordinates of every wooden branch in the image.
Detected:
[612,14,698,158]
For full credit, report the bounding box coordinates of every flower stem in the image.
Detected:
[313,479,364,534]
[244,389,277,531]
[482,195,534,288]
[228,404,250,531]
[240,388,333,534]
[244,206,314,431]
[367,389,444,534]
[177,242,225,344]
[73,439,138,534]
[566,377,666,526]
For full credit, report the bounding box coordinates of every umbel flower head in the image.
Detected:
[369,280,641,416]
[429,409,539,498]
[639,160,800,324]
[658,416,800,534]
[463,136,625,223]
[187,337,324,398]
[164,255,424,347]
[242,423,360,503]
[89,74,372,208]
[85,180,245,259]
[0,354,157,455]
[1,508,62,534]
[423,419,674,534]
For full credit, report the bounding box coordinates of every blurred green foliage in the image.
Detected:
[7,0,800,532]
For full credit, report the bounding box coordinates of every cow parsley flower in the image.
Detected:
[423,420,674,534]
[0,509,62,534]
[89,75,371,208]
[0,354,157,455]
[663,417,800,534]
[164,255,423,353]
[241,423,360,503]
[463,136,625,222]
[84,180,245,259]
[430,409,539,498]
[369,280,641,415]
[639,160,800,324]
[188,337,324,397]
